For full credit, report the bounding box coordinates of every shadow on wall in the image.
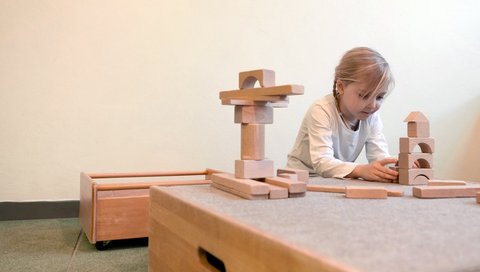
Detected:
[437,95,480,182]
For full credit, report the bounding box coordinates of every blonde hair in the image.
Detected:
[333,47,394,99]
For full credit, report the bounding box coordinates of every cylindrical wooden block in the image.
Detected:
[241,124,265,160]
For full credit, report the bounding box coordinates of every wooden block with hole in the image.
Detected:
[398,168,433,185]
[235,159,274,179]
[412,185,480,198]
[211,173,269,199]
[241,124,265,160]
[427,179,467,186]
[277,168,309,183]
[345,186,388,199]
[398,153,433,169]
[235,105,273,124]
[399,137,435,153]
[264,176,306,194]
[239,69,276,89]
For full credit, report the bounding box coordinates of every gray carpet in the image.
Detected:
[158,178,480,272]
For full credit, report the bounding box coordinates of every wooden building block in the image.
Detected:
[241,124,265,160]
[412,185,480,199]
[211,173,269,198]
[407,122,430,138]
[277,168,309,183]
[264,177,306,194]
[399,137,435,154]
[427,179,467,186]
[211,182,268,200]
[398,168,433,185]
[235,159,274,179]
[239,69,276,89]
[345,186,387,199]
[277,173,298,181]
[477,192,480,204]
[266,184,289,199]
[307,184,346,193]
[234,105,273,124]
[307,185,403,197]
[219,85,304,101]
[398,153,433,169]
[404,111,430,138]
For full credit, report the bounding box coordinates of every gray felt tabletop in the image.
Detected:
[155,177,480,272]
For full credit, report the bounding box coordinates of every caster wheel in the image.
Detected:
[95,240,111,250]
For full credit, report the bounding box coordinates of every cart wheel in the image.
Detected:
[95,240,111,250]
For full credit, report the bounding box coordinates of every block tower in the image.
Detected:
[398,111,435,185]
[210,69,309,200]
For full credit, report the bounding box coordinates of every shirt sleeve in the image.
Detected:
[365,114,391,163]
[308,105,357,178]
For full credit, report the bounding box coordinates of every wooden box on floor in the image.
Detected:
[79,169,219,248]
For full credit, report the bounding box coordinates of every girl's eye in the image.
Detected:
[376,96,384,101]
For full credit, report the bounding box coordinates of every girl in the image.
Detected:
[287,47,398,182]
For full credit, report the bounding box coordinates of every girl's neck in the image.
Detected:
[335,97,359,130]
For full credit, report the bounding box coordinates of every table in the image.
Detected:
[148,177,480,272]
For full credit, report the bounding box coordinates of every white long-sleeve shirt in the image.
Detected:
[287,94,390,178]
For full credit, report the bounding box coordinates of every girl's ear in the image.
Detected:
[336,80,345,95]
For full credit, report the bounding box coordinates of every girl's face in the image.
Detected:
[337,79,386,122]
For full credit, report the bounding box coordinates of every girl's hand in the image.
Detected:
[347,158,399,182]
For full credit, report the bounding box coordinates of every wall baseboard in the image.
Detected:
[0,200,79,221]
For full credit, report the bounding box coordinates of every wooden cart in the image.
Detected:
[79,169,220,249]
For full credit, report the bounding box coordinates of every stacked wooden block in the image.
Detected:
[398,111,435,185]
[211,69,308,200]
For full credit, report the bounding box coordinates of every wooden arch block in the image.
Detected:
[399,137,435,154]
[239,69,276,89]
[398,153,433,169]
[398,168,434,185]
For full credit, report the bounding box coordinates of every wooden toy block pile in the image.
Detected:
[211,69,309,200]
[397,111,435,185]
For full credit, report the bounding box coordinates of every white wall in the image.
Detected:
[0,0,479,201]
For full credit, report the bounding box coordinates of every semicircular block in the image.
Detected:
[239,69,275,89]
[413,174,429,184]
[398,153,433,169]
[415,158,432,169]
[398,168,434,185]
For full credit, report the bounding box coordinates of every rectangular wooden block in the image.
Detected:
[267,184,289,199]
[477,192,480,204]
[412,185,480,198]
[241,124,265,160]
[307,184,346,193]
[398,153,433,169]
[211,173,269,196]
[220,85,304,100]
[345,186,388,199]
[235,159,274,179]
[277,173,298,181]
[211,182,269,200]
[398,168,433,185]
[264,176,306,194]
[408,122,430,138]
[235,105,273,124]
[427,179,467,186]
[277,168,309,183]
